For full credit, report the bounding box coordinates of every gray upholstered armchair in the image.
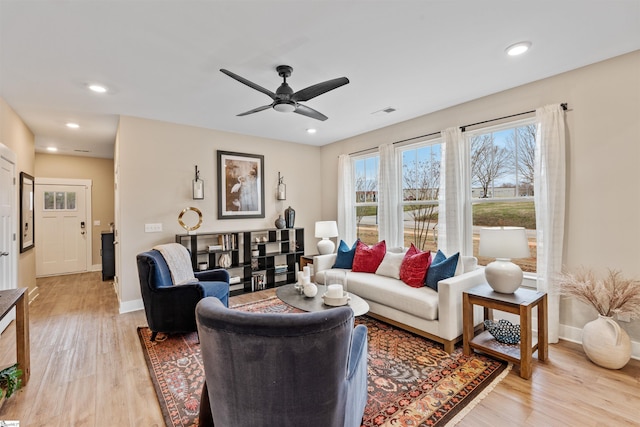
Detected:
[196,297,368,427]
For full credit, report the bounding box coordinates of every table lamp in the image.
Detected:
[315,221,339,255]
[479,226,530,293]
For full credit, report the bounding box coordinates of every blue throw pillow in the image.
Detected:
[332,240,358,269]
[425,250,459,291]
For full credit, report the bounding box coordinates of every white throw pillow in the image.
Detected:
[375,251,405,279]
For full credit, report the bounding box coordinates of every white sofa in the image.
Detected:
[313,253,484,353]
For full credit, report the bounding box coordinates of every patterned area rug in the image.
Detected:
[138,296,510,427]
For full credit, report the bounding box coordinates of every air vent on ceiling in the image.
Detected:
[74,149,90,153]
[371,107,397,115]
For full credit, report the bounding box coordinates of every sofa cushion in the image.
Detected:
[346,272,439,321]
[399,244,432,288]
[332,240,358,269]
[352,240,386,273]
[425,250,459,291]
[375,251,404,279]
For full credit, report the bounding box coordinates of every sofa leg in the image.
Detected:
[150,331,158,342]
[443,340,455,354]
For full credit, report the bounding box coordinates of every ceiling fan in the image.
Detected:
[220,65,349,121]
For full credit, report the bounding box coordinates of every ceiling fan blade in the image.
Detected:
[220,69,276,100]
[293,104,328,121]
[291,77,349,102]
[237,104,273,117]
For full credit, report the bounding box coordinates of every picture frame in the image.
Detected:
[20,172,35,252]
[217,150,265,219]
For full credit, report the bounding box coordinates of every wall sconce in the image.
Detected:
[193,165,204,200]
[277,172,286,200]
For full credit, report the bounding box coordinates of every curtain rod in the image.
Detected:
[348,103,568,156]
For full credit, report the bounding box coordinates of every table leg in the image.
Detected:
[538,294,548,361]
[15,292,30,385]
[520,303,532,379]
[462,293,473,356]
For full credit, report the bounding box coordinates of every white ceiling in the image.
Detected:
[1,1,639,159]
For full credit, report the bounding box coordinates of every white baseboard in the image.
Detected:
[91,264,102,272]
[119,298,144,314]
[559,323,639,361]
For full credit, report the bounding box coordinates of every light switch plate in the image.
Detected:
[145,223,163,233]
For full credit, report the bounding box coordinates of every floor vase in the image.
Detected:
[581,315,631,369]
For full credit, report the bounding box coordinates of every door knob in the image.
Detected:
[0,251,9,257]
[81,231,86,235]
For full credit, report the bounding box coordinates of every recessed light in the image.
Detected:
[306,128,317,134]
[506,41,532,56]
[88,84,108,93]
[66,122,80,129]
[46,147,58,152]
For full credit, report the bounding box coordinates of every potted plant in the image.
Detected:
[556,268,640,369]
[0,364,22,406]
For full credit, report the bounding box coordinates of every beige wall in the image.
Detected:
[115,116,322,310]
[0,97,36,297]
[35,153,115,266]
[320,50,640,343]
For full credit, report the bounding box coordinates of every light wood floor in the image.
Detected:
[0,272,638,426]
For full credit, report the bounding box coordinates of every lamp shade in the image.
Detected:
[479,227,530,259]
[315,221,339,239]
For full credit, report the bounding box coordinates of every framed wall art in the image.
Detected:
[20,172,35,252]
[217,150,265,219]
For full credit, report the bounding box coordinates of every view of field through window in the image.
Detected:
[353,120,537,273]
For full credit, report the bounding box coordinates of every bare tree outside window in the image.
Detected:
[402,145,440,252]
[470,134,512,198]
[507,124,536,196]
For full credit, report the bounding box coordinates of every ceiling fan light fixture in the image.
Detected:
[273,102,296,113]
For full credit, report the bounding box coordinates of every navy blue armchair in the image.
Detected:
[196,297,368,427]
[137,250,230,341]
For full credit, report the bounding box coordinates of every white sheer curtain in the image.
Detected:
[378,144,401,247]
[337,154,356,244]
[534,104,566,344]
[438,127,471,256]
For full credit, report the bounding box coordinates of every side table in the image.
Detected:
[0,288,30,385]
[462,284,547,379]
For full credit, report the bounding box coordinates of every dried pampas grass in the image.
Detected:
[556,268,640,319]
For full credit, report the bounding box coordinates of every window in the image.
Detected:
[468,120,537,272]
[353,154,379,244]
[399,141,441,252]
[44,191,77,211]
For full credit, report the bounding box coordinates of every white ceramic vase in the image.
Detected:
[218,253,232,269]
[581,315,631,369]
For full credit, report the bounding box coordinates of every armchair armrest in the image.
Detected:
[437,268,486,340]
[195,268,230,283]
[313,253,337,274]
[345,323,368,427]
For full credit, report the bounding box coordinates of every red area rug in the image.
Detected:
[138,296,510,426]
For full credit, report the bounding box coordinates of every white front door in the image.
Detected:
[35,183,88,276]
[0,144,17,333]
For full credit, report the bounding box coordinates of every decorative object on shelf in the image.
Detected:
[479,226,530,293]
[556,268,640,369]
[178,207,203,234]
[192,165,204,200]
[284,206,295,228]
[275,215,286,229]
[198,262,208,271]
[483,319,521,344]
[315,220,339,255]
[217,150,265,219]
[277,172,286,200]
[218,253,232,269]
[19,172,35,253]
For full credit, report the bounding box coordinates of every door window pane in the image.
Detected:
[66,192,76,210]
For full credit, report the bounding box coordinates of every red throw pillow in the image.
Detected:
[352,240,387,273]
[400,244,432,288]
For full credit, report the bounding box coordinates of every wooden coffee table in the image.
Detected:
[276,284,369,316]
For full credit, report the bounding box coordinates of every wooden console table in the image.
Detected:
[462,284,547,379]
[0,288,30,385]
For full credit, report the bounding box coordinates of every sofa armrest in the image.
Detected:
[437,268,486,340]
[313,253,337,274]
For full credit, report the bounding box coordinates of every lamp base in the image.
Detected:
[317,238,335,255]
[484,258,523,293]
